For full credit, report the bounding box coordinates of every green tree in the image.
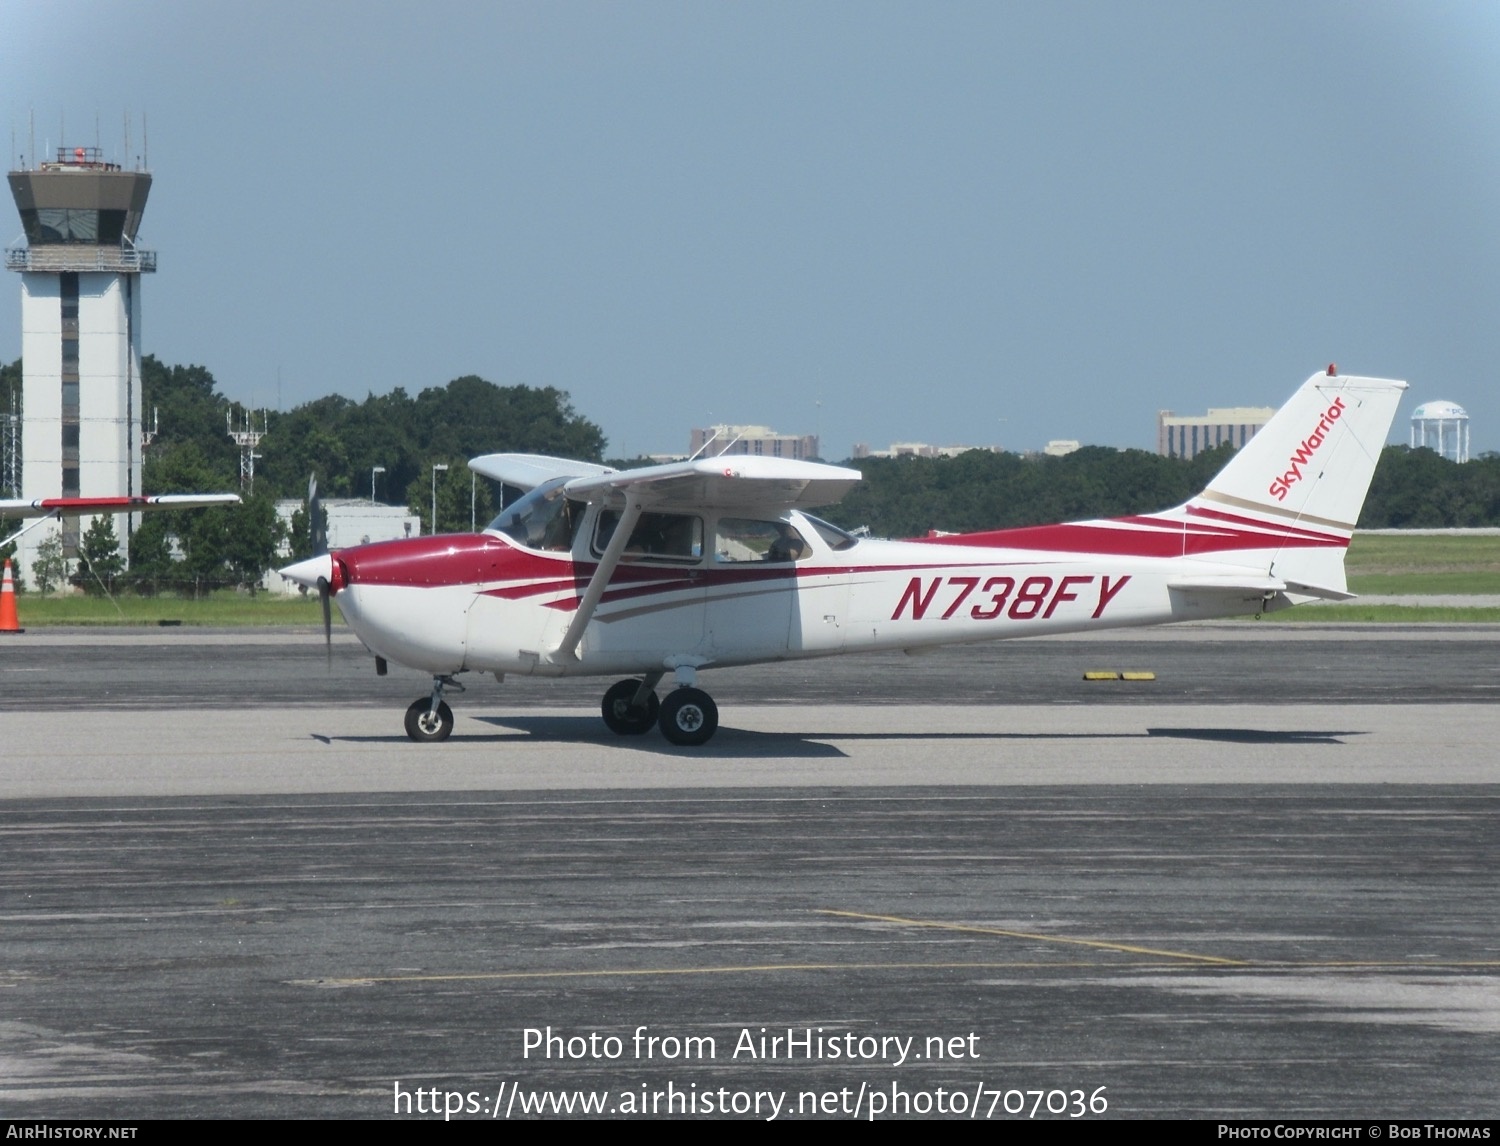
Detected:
[218,495,286,588]
[405,461,495,535]
[1358,446,1500,528]
[140,356,240,483]
[127,513,174,581]
[175,495,285,589]
[256,375,606,502]
[77,516,125,594]
[32,532,67,594]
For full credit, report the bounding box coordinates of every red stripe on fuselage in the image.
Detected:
[336,533,564,588]
[921,517,1344,557]
[1183,503,1347,544]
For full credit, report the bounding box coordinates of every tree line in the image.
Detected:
[822,442,1500,538]
[2,356,607,591]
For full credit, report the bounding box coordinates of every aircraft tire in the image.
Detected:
[404,698,454,743]
[601,679,660,735]
[658,687,718,746]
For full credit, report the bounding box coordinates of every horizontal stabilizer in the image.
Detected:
[1167,575,1356,601]
[1168,575,1286,596]
[1284,580,1357,602]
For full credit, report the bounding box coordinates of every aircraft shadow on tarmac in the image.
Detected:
[1145,727,1364,745]
[312,717,1366,757]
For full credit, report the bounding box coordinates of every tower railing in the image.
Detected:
[4,246,157,273]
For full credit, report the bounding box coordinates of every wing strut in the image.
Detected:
[0,510,59,551]
[552,493,645,661]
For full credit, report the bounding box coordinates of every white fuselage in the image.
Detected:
[325,506,1291,679]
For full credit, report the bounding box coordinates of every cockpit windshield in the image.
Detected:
[486,478,586,552]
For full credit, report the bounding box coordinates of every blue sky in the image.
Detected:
[4,1,1497,459]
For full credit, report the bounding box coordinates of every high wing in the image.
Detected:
[469,452,861,511]
[1,493,241,548]
[560,455,862,512]
[468,453,615,493]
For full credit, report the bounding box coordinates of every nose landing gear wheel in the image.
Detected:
[658,687,718,746]
[601,679,660,735]
[404,698,454,742]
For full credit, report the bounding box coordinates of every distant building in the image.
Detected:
[264,499,421,594]
[689,424,818,461]
[1157,406,1274,460]
[1410,400,1469,463]
[1044,440,1081,457]
[852,441,1003,459]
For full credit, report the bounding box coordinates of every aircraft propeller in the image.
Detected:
[309,475,332,666]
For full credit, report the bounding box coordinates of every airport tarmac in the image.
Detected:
[1,625,1497,1119]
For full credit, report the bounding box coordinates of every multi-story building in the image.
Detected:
[852,441,1003,459]
[689,424,819,461]
[1156,406,1274,460]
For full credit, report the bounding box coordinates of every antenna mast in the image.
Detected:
[227,410,266,493]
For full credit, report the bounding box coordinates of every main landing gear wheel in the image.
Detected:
[658,687,718,746]
[404,698,454,742]
[601,679,660,735]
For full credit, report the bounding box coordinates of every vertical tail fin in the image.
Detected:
[1187,368,1406,593]
[1192,368,1407,532]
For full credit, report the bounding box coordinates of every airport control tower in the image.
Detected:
[6,146,154,584]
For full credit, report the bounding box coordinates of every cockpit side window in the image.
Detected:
[715,518,810,563]
[486,478,586,552]
[593,510,703,563]
[801,514,860,552]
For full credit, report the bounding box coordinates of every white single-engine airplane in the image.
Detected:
[280,368,1405,746]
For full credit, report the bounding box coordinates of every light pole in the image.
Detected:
[370,465,386,504]
[430,463,448,536]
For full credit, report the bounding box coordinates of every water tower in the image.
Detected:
[1409,400,1469,464]
[5,144,154,584]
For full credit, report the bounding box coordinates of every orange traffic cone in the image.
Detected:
[0,558,23,634]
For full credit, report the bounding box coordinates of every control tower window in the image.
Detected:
[20,208,127,245]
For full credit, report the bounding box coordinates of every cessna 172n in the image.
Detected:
[280,368,1405,746]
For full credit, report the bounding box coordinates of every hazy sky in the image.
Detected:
[3,1,1497,459]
